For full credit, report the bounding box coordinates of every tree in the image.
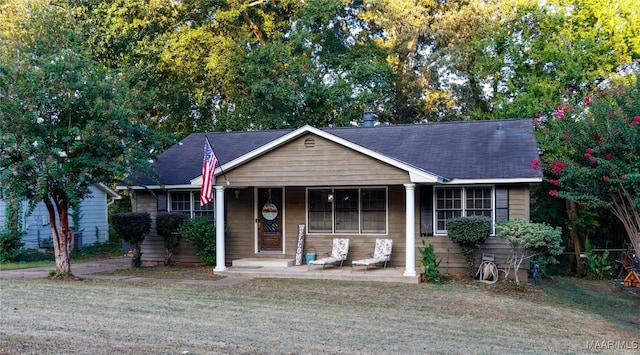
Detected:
[430,0,640,120]
[111,213,151,267]
[533,74,640,258]
[0,0,165,276]
[156,212,188,266]
[497,219,564,283]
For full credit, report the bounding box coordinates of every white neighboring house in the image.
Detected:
[0,183,120,250]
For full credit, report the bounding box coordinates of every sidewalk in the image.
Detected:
[0,257,252,286]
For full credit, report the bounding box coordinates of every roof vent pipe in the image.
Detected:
[363,110,375,127]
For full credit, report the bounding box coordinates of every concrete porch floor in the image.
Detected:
[219,258,421,284]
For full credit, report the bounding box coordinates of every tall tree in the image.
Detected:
[534,74,640,260]
[430,0,640,120]
[0,0,166,276]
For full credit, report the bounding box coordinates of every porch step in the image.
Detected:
[232,258,294,268]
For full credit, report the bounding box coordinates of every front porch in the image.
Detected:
[219,258,421,284]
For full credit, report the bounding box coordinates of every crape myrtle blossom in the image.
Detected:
[533,80,640,253]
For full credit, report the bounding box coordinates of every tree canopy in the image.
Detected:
[534,76,640,254]
[0,0,166,274]
[2,0,639,273]
[65,0,640,136]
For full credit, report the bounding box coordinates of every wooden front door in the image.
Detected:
[257,188,283,252]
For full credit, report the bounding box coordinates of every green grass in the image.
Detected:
[540,276,640,328]
[0,259,55,270]
[1,243,120,271]
[1,276,637,354]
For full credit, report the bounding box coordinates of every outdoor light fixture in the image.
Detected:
[235,190,241,199]
[327,193,334,202]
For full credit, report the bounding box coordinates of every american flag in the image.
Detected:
[200,138,218,206]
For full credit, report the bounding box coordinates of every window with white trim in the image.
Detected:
[307,187,387,234]
[169,191,214,220]
[435,187,493,233]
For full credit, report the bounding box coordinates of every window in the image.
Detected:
[169,191,214,220]
[435,187,493,233]
[307,188,387,234]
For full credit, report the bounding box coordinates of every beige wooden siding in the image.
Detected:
[225,188,258,261]
[508,184,530,220]
[416,184,532,279]
[132,191,200,264]
[224,133,410,186]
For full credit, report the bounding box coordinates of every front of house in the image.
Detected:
[120,119,542,278]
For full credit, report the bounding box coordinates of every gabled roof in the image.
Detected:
[125,118,542,188]
[94,183,121,199]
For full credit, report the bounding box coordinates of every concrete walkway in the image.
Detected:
[0,257,252,286]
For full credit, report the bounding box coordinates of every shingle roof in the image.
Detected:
[130,118,542,186]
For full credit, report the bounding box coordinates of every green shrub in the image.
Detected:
[446,216,491,276]
[179,217,217,266]
[0,231,24,263]
[18,248,54,262]
[111,213,151,267]
[496,219,563,283]
[417,240,444,283]
[582,249,613,280]
[156,212,188,266]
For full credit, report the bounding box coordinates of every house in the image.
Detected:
[120,118,542,278]
[0,183,121,251]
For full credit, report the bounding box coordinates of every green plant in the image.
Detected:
[17,248,54,263]
[0,231,24,263]
[47,269,66,279]
[496,219,564,283]
[156,212,188,266]
[178,217,217,266]
[582,249,613,280]
[446,216,491,276]
[111,213,151,267]
[417,240,444,283]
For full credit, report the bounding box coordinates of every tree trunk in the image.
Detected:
[44,194,73,275]
[610,190,640,257]
[565,200,583,276]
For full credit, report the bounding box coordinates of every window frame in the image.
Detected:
[306,187,388,235]
[168,190,215,221]
[434,185,495,235]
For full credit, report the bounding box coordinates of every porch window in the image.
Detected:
[307,187,387,234]
[169,191,214,220]
[435,187,493,233]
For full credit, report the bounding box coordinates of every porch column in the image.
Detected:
[213,186,227,272]
[403,183,417,277]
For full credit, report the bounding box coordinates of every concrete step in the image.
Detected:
[232,258,294,268]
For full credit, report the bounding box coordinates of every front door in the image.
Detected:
[257,188,283,252]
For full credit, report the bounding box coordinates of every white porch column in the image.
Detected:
[403,183,417,277]
[213,186,227,272]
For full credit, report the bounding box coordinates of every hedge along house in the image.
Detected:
[120,118,542,279]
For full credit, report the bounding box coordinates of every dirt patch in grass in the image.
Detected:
[93,264,226,281]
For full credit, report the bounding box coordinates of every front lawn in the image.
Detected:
[0,274,637,354]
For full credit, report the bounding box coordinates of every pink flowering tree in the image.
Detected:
[533,78,640,260]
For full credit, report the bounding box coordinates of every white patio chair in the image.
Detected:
[351,239,393,273]
[307,238,349,272]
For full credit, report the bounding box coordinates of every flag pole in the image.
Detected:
[204,134,230,185]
